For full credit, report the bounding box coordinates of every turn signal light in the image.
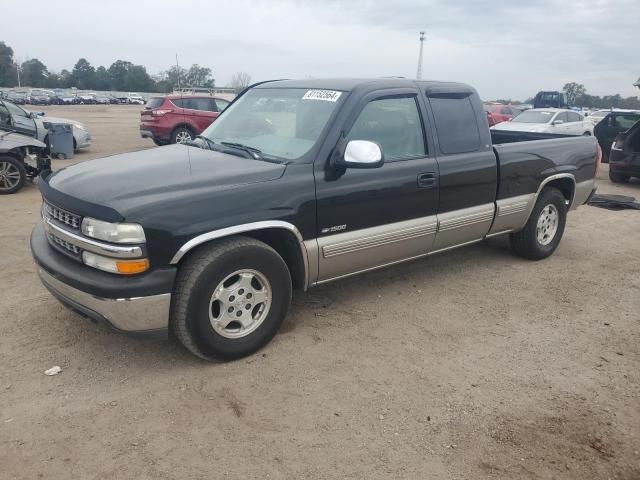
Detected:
[116,259,150,275]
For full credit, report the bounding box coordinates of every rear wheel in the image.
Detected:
[171,237,292,361]
[510,187,567,260]
[0,156,26,194]
[170,126,194,144]
[609,169,630,183]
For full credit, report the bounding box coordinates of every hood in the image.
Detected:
[0,131,47,151]
[34,114,83,129]
[44,144,286,220]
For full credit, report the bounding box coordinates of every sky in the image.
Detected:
[2,0,639,100]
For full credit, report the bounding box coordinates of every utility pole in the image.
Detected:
[416,31,425,80]
[15,58,21,88]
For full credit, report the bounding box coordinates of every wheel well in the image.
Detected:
[172,124,194,134]
[544,177,574,204]
[178,228,307,291]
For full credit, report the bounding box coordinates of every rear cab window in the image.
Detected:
[428,95,481,154]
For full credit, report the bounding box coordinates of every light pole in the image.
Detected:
[13,57,20,87]
[416,31,425,80]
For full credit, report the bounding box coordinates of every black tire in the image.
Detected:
[170,236,292,361]
[0,155,27,195]
[609,169,630,184]
[582,131,591,136]
[153,138,168,146]
[509,187,567,260]
[170,126,194,144]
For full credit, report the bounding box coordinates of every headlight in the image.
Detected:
[73,123,86,130]
[81,217,146,243]
[82,251,149,275]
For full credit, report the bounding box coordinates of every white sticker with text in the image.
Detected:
[302,90,342,102]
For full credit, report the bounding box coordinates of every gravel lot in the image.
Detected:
[1,105,639,479]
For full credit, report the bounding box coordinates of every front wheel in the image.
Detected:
[0,156,27,194]
[170,237,292,361]
[509,187,567,260]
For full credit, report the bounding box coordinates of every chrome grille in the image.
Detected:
[47,232,81,257]
[44,202,81,230]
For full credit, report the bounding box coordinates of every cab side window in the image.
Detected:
[428,95,481,154]
[346,96,426,161]
[0,103,11,126]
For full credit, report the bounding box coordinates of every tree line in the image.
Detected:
[0,41,217,93]
[560,82,640,110]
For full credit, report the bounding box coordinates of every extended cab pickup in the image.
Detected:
[31,79,600,360]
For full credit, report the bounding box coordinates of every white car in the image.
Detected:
[491,108,593,136]
[586,109,610,126]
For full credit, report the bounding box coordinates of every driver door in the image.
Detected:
[313,90,439,282]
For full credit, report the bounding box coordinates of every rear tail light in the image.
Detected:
[595,143,602,176]
[152,109,173,116]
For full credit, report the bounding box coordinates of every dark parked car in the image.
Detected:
[594,110,640,162]
[29,93,52,105]
[533,91,567,109]
[140,94,230,145]
[32,78,598,360]
[609,118,640,183]
[6,92,26,105]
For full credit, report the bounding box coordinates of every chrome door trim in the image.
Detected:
[316,216,438,282]
[433,203,495,250]
[170,221,311,290]
[488,193,536,235]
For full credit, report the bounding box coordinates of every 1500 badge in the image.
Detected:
[321,224,347,234]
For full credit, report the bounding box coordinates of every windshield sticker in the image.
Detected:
[302,90,342,102]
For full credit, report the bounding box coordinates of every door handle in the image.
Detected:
[417,172,436,188]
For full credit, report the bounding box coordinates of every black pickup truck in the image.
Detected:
[31,78,599,360]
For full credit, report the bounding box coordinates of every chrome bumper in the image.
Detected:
[38,267,170,332]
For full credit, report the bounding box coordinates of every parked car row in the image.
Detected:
[491,108,594,136]
[0,89,148,106]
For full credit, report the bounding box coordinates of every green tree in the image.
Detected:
[124,65,154,91]
[69,58,96,89]
[20,58,49,87]
[0,41,16,87]
[186,64,214,88]
[562,82,587,106]
[93,66,111,90]
[160,65,187,91]
[108,60,133,91]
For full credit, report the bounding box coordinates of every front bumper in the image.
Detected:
[38,267,171,333]
[31,223,174,333]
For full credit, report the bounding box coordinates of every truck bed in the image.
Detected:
[491,130,597,201]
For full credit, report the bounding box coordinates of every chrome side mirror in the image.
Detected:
[338,140,384,168]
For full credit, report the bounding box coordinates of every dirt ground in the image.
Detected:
[1,105,639,479]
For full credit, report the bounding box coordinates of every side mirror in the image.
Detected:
[335,140,384,169]
[552,120,564,125]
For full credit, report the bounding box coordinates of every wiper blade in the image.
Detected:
[220,141,263,160]
[194,135,216,150]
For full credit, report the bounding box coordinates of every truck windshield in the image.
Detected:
[200,88,343,161]
[512,110,555,124]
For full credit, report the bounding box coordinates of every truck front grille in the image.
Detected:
[47,232,81,257]
[44,202,81,230]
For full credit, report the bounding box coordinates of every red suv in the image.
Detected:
[140,95,231,145]
[483,103,521,126]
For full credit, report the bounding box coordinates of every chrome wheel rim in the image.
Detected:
[175,130,192,143]
[0,162,21,191]
[208,269,272,339]
[536,204,559,246]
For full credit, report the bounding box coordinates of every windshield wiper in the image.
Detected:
[194,135,216,150]
[220,141,264,160]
